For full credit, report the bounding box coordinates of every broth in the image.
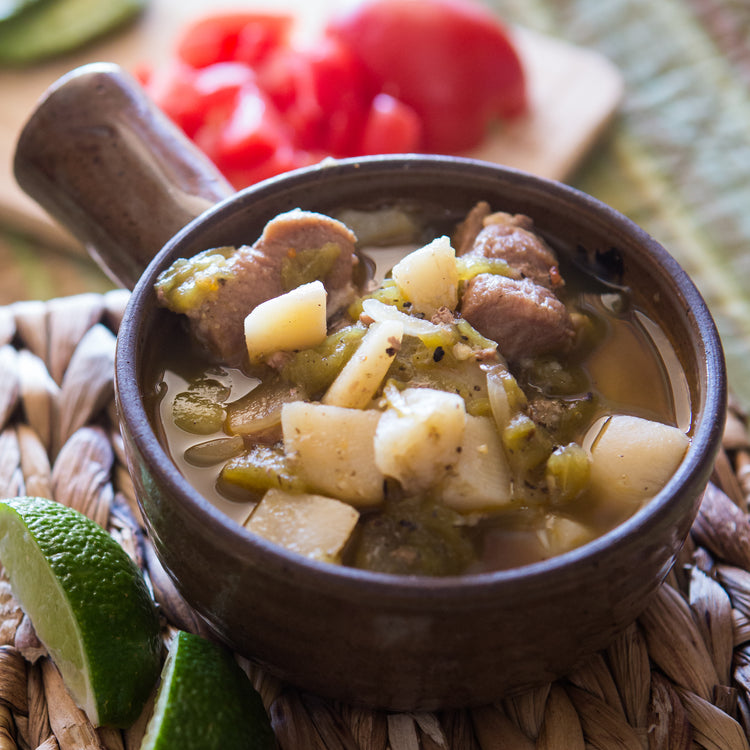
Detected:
[146,205,691,575]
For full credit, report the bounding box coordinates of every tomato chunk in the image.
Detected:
[359,93,423,155]
[147,62,202,137]
[196,83,290,171]
[176,12,293,69]
[142,0,527,188]
[259,37,371,156]
[327,0,527,152]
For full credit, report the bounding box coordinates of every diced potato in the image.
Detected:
[374,386,466,494]
[244,280,327,362]
[245,489,359,564]
[281,401,384,507]
[334,206,420,247]
[440,415,511,512]
[541,514,597,557]
[323,320,404,408]
[391,236,459,316]
[587,414,690,513]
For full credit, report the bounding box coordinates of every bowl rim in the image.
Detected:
[116,154,727,602]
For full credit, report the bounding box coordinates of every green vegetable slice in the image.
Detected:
[0,0,146,66]
[0,0,44,24]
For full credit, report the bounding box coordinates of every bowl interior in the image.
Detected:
[123,155,725,576]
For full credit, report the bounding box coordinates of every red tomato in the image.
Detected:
[221,147,317,190]
[176,12,293,69]
[146,62,203,137]
[258,37,371,156]
[196,83,292,173]
[143,0,526,189]
[359,93,423,154]
[327,0,527,152]
[147,61,256,138]
[193,62,257,112]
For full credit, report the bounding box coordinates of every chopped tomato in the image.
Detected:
[196,83,291,173]
[359,93,423,154]
[193,62,257,112]
[148,61,255,138]
[221,147,316,191]
[259,37,371,156]
[302,37,372,155]
[175,12,293,69]
[146,62,203,137]
[327,0,527,152]
[142,0,526,188]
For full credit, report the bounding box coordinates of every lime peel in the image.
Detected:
[141,630,276,750]
[0,497,161,727]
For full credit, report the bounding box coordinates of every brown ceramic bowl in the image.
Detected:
[15,64,726,711]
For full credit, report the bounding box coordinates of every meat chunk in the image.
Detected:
[460,275,575,362]
[464,213,561,289]
[254,209,357,296]
[158,210,358,365]
[453,201,491,255]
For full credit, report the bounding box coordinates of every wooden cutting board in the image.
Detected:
[0,0,623,253]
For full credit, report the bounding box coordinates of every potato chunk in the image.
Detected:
[440,415,511,512]
[542,514,597,557]
[374,386,466,494]
[245,489,359,564]
[281,401,384,507]
[588,414,690,514]
[323,320,404,408]
[244,280,326,362]
[391,236,459,316]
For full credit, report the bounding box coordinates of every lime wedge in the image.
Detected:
[0,497,161,727]
[141,630,276,750]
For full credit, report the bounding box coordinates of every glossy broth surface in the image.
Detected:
[146,206,691,575]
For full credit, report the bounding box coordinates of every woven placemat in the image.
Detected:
[0,291,748,749]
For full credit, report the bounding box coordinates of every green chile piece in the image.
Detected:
[280,242,341,291]
[455,255,512,282]
[281,325,366,396]
[172,379,231,435]
[353,497,475,576]
[155,247,236,314]
[546,443,592,504]
[225,380,306,441]
[386,337,490,416]
[220,445,305,498]
[502,414,555,479]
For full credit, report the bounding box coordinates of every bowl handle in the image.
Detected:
[13,62,234,291]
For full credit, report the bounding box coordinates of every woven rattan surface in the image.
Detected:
[0,291,748,749]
